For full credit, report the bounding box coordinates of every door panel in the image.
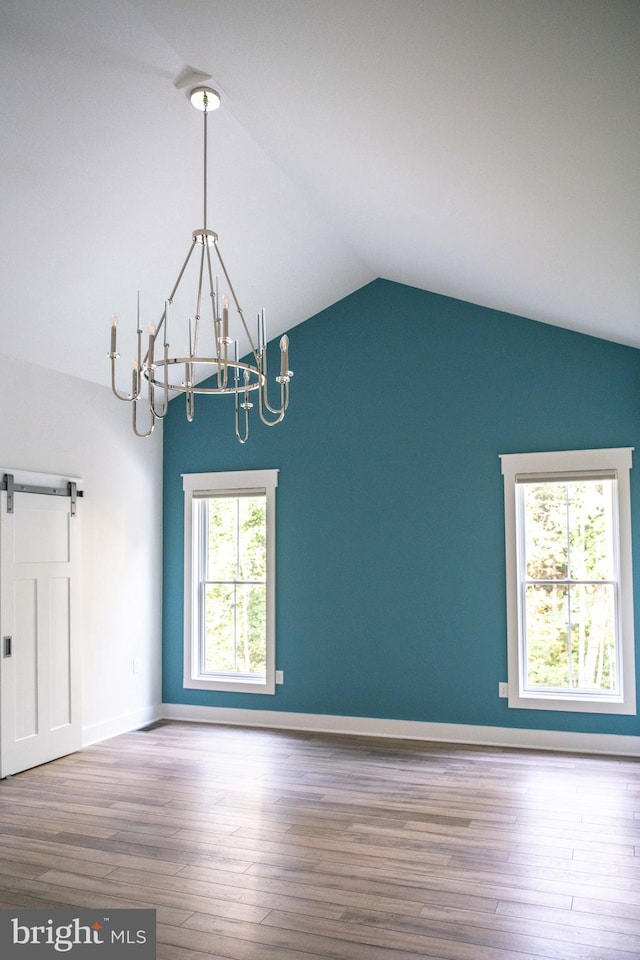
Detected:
[14,578,38,740]
[1,489,81,777]
[15,501,70,564]
[50,576,72,729]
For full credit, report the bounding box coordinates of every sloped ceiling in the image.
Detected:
[1,0,638,389]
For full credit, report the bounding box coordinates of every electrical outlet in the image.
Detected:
[498,682,508,698]
[275,670,284,684]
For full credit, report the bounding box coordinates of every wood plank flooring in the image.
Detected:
[0,722,638,959]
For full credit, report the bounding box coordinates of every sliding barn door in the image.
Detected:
[0,489,81,777]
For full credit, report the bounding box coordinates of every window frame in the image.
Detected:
[182,469,278,694]
[500,448,636,714]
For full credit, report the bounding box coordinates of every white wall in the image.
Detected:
[0,353,163,742]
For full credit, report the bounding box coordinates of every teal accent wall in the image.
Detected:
[163,279,640,736]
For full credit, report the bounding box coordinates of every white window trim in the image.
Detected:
[182,469,278,694]
[500,448,636,715]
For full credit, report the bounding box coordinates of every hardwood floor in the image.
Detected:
[0,721,638,959]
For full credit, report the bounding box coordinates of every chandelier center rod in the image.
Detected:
[203,102,208,232]
[189,85,220,234]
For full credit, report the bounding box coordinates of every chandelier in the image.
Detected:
[108,85,292,440]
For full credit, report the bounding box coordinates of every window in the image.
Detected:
[183,469,278,693]
[500,448,635,714]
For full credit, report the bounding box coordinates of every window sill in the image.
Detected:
[183,674,275,695]
[507,689,634,715]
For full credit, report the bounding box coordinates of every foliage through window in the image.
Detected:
[183,470,277,693]
[199,494,267,678]
[501,449,635,714]
[521,478,616,694]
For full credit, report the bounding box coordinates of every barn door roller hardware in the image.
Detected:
[1,474,84,516]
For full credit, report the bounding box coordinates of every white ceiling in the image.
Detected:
[1,0,638,389]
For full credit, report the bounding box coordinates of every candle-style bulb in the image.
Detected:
[222,297,229,342]
[110,315,119,355]
[257,312,263,352]
[279,334,290,380]
[148,323,155,368]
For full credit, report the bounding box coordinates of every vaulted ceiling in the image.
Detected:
[1,0,638,388]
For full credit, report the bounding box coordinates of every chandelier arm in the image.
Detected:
[186,383,195,422]
[195,239,208,356]
[262,383,284,417]
[205,239,217,317]
[109,316,141,401]
[146,326,156,417]
[212,239,260,362]
[233,370,252,443]
[204,242,225,388]
[148,239,198,357]
[169,238,198,303]
[131,358,141,402]
[110,357,134,402]
[135,325,143,397]
[258,381,287,426]
[259,345,289,417]
[149,341,170,419]
[262,387,286,418]
[132,396,155,438]
[184,356,196,422]
[234,379,249,443]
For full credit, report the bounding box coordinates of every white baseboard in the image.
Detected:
[82,704,162,747]
[161,703,640,757]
